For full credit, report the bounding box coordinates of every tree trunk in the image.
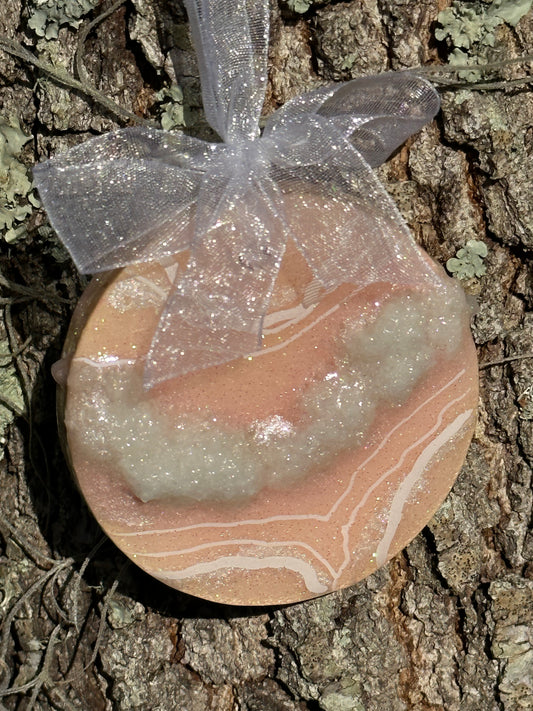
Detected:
[1,1,532,709]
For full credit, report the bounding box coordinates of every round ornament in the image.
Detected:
[56,221,477,606]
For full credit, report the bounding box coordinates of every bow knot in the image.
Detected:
[33,0,443,388]
[211,137,271,181]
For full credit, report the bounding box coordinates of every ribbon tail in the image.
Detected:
[193,168,248,250]
[144,178,287,387]
[279,148,442,293]
[33,127,212,273]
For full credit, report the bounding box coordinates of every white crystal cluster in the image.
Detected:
[67,281,468,504]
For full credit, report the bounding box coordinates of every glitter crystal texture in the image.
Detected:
[33,0,443,388]
[67,286,466,503]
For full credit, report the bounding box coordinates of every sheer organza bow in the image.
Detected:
[33,0,441,387]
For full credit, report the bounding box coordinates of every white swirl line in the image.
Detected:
[137,537,338,579]
[155,555,329,594]
[334,394,471,582]
[374,407,473,567]
[262,302,318,334]
[131,275,169,300]
[252,287,363,358]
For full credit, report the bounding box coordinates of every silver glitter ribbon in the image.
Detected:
[34,0,442,387]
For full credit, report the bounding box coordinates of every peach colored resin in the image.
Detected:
[59,237,478,605]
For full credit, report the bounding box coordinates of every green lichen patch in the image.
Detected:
[27,0,98,40]
[435,0,533,79]
[155,85,186,132]
[0,117,39,244]
[283,0,315,14]
[446,239,488,280]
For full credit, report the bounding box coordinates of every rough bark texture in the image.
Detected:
[1,1,532,709]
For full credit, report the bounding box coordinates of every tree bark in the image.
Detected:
[1,1,532,709]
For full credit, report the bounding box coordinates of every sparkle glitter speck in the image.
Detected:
[252,415,295,443]
[97,354,119,364]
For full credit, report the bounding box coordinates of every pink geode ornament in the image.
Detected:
[59,241,477,605]
[36,0,478,605]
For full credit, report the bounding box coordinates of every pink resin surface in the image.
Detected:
[60,240,478,605]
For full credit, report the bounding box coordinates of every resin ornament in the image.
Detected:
[36,0,478,605]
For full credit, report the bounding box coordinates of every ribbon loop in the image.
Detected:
[33,127,217,273]
[266,72,440,167]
